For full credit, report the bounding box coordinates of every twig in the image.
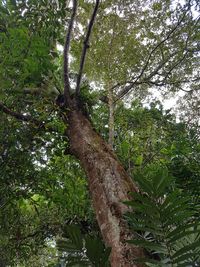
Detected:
[75,0,100,97]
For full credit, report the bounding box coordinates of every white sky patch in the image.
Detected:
[144,88,186,111]
[57,43,64,52]
[56,43,75,64]
[191,6,199,19]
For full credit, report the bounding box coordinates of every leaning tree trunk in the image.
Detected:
[66,108,146,267]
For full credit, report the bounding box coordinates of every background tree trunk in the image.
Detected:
[66,109,146,267]
[108,86,115,149]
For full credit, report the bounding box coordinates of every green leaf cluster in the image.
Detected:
[56,224,111,267]
[125,164,200,266]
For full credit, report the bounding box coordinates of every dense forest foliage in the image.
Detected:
[0,0,199,266]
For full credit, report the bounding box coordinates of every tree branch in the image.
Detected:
[0,101,41,125]
[63,0,77,107]
[0,101,57,132]
[115,4,191,101]
[75,0,100,97]
[158,17,200,85]
[140,1,192,78]
[114,82,138,101]
[145,51,178,81]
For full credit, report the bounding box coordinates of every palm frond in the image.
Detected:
[125,164,200,266]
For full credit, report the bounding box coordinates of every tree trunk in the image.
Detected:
[66,109,146,267]
[108,85,115,149]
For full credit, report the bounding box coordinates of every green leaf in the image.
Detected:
[168,227,200,244]
[121,140,129,155]
[65,225,83,251]
[85,236,110,266]
[134,257,167,266]
[172,252,199,264]
[135,155,143,165]
[172,241,200,260]
[127,239,167,254]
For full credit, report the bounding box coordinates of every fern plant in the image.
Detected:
[56,224,111,267]
[125,164,200,266]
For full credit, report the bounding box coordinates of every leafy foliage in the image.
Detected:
[0,112,92,266]
[56,224,111,267]
[125,164,200,266]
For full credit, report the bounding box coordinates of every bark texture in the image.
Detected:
[66,109,146,267]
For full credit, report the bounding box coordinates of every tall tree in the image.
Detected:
[0,0,199,266]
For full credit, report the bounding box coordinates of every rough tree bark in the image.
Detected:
[65,105,146,267]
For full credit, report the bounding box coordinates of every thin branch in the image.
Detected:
[75,0,100,97]
[63,0,77,106]
[111,82,123,91]
[0,101,57,132]
[133,13,186,81]
[146,51,178,81]
[139,1,192,79]
[113,74,199,103]
[115,4,191,101]
[158,17,200,84]
[162,51,189,82]
[0,101,41,125]
[179,87,200,93]
[148,77,200,87]
[114,84,131,101]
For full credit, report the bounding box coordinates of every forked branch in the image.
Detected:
[75,0,100,97]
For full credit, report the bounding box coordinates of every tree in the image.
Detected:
[0,0,199,266]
